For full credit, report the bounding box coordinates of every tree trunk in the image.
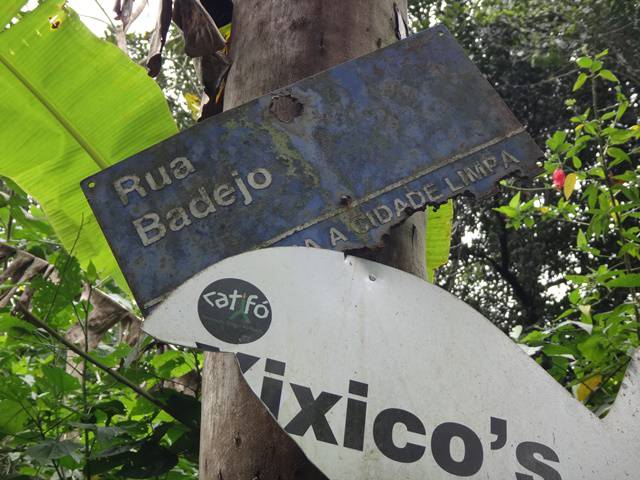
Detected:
[199,1,425,478]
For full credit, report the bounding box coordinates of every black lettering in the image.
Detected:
[431,422,483,476]
[260,358,285,419]
[373,408,426,463]
[515,441,562,480]
[490,417,507,450]
[235,352,259,373]
[343,381,368,451]
[284,384,341,444]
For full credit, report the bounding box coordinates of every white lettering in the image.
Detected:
[189,187,217,219]
[232,171,253,206]
[247,168,273,190]
[167,207,192,231]
[373,205,393,224]
[393,198,410,218]
[330,227,349,246]
[170,157,196,179]
[145,166,173,191]
[133,213,166,246]
[502,151,520,169]
[406,191,425,209]
[114,175,147,206]
[214,184,236,206]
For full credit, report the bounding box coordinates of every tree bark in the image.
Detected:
[199,1,425,478]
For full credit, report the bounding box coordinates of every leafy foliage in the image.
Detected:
[0,3,203,476]
[498,56,639,412]
[0,237,202,477]
[410,0,639,330]
[0,0,178,287]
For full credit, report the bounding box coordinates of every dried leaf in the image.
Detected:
[196,51,231,119]
[173,0,225,58]
[147,0,173,77]
[113,0,132,24]
[563,172,577,199]
[576,374,602,402]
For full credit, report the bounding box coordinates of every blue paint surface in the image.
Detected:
[82,26,542,313]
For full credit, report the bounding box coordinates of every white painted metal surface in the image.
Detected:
[144,247,640,479]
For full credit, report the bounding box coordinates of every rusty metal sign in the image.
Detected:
[82,26,543,313]
[144,247,640,479]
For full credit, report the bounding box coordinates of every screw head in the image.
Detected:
[340,195,352,206]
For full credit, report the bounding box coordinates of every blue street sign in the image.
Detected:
[82,26,543,313]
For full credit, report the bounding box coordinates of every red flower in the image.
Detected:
[552,168,566,190]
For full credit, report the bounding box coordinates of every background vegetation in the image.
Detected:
[0,0,638,477]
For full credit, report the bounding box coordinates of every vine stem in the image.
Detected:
[81,287,91,480]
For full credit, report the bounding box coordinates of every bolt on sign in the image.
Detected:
[82,26,543,314]
[144,248,640,480]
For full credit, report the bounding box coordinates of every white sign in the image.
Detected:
[144,248,640,479]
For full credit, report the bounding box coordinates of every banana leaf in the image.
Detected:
[0,0,178,290]
[0,1,27,28]
[425,200,454,283]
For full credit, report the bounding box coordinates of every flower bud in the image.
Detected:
[552,168,566,190]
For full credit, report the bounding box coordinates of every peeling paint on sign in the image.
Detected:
[82,26,543,314]
[144,248,640,480]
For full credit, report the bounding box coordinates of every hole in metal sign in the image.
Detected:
[49,15,61,29]
[269,95,303,123]
[87,181,96,189]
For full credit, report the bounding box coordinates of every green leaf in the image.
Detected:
[495,205,516,218]
[88,450,136,475]
[589,60,603,73]
[599,69,618,83]
[26,439,81,464]
[119,442,179,479]
[96,342,133,368]
[595,49,609,59]
[577,334,608,363]
[546,130,567,151]
[30,252,82,320]
[0,0,27,28]
[90,400,126,420]
[0,399,29,434]
[0,0,178,288]
[573,72,588,91]
[576,229,587,248]
[425,200,453,283]
[606,147,629,163]
[571,156,582,168]
[508,191,521,208]
[566,274,588,284]
[40,365,80,396]
[519,329,548,345]
[616,101,628,121]
[607,274,640,288]
[155,390,201,430]
[576,57,592,69]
